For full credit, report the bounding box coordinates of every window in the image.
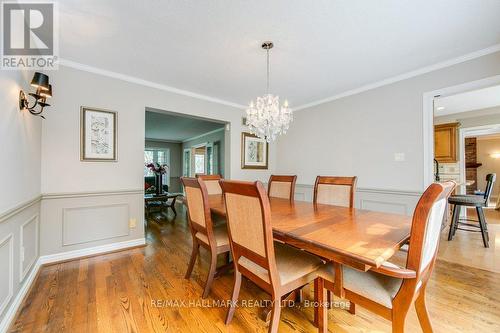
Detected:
[144,148,170,186]
[195,154,205,174]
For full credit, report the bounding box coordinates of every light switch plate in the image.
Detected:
[129,218,137,228]
[394,153,405,162]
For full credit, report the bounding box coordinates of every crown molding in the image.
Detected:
[182,127,225,143]
[293,43,500,111]
[59,43,500,114]
[58,58,247,110]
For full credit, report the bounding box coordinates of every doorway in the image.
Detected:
[145,108,229,193]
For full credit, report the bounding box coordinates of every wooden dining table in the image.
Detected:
[208,194,412,304]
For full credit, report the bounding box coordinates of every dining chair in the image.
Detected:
[196,174,223,195]
[313,176,357,207]
[315,181,456,333]
[181,177,231,298]
[268,175,297,201]
[220,180,325,333]
[447,173,496,248]
[313,175,357,313]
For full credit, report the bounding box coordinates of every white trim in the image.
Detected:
[0,195,42,224]
[422,75,500,191]
[19,215,39,282]
[182,127,225,143]
[293,183,422,197]
[145,138,182,144]
[0,257,40,333]
[38,238,146,265]
[42,188,143,200]
[59,58,246,110]
[0,234,14,318]
[294,44,500,112]
[458,124,500,193]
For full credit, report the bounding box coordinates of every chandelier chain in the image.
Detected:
[266,48,270,94]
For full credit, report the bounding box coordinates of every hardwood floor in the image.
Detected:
[9,204,500,332]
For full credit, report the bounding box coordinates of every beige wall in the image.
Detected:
[477,138,500,198]
[0,70,42,328]
[39,65,277,257]
[276,51,500,192]
[0,70,41,213]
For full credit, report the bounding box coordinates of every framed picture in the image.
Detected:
[241,132,268,169]
[80,106,117,161]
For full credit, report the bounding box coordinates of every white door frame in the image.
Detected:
[422,75,500,190]
[458,124,500,193]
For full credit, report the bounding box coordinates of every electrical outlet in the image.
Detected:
[394,153,405,162]
[129,218,137,228]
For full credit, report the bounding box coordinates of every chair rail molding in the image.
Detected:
[0,195,42,224]
[292,183,422,216]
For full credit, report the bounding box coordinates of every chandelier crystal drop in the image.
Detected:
[246,41,292,142]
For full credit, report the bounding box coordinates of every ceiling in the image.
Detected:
[145,111,225,142]
[434,85,500,116]
[58,0,500,108]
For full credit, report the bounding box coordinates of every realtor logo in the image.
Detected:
[1,1,58,69]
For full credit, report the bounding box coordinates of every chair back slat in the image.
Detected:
[181,177,215,245]
[225,192,267,257]
[407,181,455,276]
[220,180,278,287]
[268,175,297,201]
[483,173,496,201]
[196,174,223,195]
[313,176,357,207]
[185,186,206,228]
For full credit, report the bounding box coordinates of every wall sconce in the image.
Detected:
[19,72,53,119]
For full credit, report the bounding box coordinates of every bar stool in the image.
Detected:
[447,173,496,248]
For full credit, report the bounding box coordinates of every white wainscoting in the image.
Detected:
[40,189,144,256]
[0,189,145,333]
[293,184,422,216]
[62,203,130,246]
[19,215,39,282]
[0,234,13,318]
[0,197,41,333]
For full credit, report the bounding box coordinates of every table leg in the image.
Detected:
[170,197,177,216]
[333,262,344,298]
[315,278,327,333]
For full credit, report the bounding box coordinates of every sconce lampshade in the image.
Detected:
[40,84,52,98]
[30,72,49,90]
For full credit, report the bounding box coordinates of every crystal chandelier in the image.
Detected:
[246,41,293,142]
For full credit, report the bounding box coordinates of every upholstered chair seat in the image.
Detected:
[196,224,229,247]
[448,194,486,206]
[239,242,324,286]
[319,263,403,309]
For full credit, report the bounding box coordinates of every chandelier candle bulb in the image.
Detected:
[246,41,293,142]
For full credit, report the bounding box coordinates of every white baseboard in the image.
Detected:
[38,238,146,265]
[0,258,41,333]
[0,238,146,333]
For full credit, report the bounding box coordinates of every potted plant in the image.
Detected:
[146,162,169,196]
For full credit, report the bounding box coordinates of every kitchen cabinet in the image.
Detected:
[434,122,459,163]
